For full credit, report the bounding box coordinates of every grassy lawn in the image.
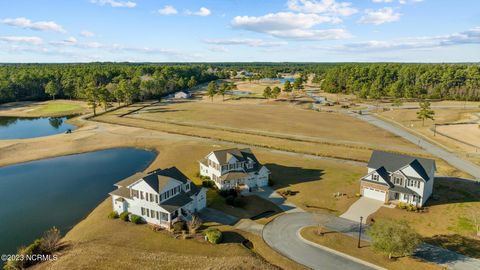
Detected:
[34,199,278,270]
[300,226,441,270]
[38,102,84,114]
[0,100,89,117]
[208,192,283,220]
[370,177,480,258]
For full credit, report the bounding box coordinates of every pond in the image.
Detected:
[0,116,76,140]
[260,77,295,83]
[0,148,156,259]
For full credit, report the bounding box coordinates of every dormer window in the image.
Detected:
[185,183,190,191]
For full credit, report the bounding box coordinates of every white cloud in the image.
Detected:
[287,0,357,16]
[204,38,287,47]
[231,12,349,40]
[0,17,66,33]
[158,5,178,15]
[185,7,211,16]
[0,36,43,45]
[80,30,95,37]
[90,0,136,8]
[358,7,401,25]
[50,36,78,46]
[208,46,229,53]
[372,0,393,3]
[331,27,480,52]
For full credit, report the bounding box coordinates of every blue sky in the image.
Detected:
[0,0,479,62]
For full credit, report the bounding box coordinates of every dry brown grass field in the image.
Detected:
[32,199,282,270]
[300,227,441,270]
[377,107,480,164]
[99,99,428,162]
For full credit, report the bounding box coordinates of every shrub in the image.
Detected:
[119,211,129,221]
[41,227,62,254]
[218,189,237,198]
[225,195,235,205]
[233,197,246,208]
[172,221,186,233]
[130,214,142,224]
[202,180,215,188]
[108,211,119,219]
[397,203,407,209]
[205,228,222,244]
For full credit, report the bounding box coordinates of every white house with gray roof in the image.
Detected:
[199,148,270,190]
[110,167,207,229]
[360,150,436,207]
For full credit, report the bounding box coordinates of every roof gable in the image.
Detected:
[368,150,435,178]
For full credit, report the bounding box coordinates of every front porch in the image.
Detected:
[387,190,422,206]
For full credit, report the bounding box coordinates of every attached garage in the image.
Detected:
[362,187,386,202]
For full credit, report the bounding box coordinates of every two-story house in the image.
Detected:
[199,148,270,190]
[360,150,436,207]
[109,167,207,229]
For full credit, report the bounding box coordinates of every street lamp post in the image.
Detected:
[358,216,363,248]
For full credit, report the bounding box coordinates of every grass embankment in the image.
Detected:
[0,100,88,117]
[33,199,279,270]
[300,226,441,270]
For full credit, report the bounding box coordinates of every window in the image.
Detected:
[150,193,154,201]
[372,174,379,181]
[146,208,149,217]
[141,207,145,215]
[155,195,159,203]
[150,209,155,217]
[140,191,144,200]
[403,194,409,200]
[145,192,149,201]
[156,211,159,220]
[132,189,139,198]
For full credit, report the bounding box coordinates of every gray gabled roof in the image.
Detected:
[368,150,435,181]
[116,167,190,193]
[161,192,193,213]
[210,148,262,172]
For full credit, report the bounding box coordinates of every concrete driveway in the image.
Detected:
[340,197,384,224]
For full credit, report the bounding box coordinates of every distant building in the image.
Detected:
[360,150,436,207]
[199,148,270,190]
[110,167,207,229]
[174,91,191,99]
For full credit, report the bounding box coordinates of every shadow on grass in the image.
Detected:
[427,177,480,206]
[221,231,246,244]
[423,234,480,259]
[266,163,324,190]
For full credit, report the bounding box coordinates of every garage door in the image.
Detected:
[363,187,386,202]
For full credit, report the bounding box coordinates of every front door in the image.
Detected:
[394,192,399,200]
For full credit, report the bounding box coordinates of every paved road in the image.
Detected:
[350,111,480,179]
[263,212,376,270]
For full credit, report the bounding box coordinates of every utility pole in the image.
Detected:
[358,216,363,248]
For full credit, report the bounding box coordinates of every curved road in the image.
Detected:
[263,212,375,270]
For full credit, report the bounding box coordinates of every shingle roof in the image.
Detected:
[161,193,193,213]
[109,187,131,199]
[390,185,420,196]
[368,150,435,181]
[210,148,262,172]
[115,172,148,187]
[220,171,249,182]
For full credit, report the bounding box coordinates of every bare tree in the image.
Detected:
[187,215,202,234]
[41,227,62,253]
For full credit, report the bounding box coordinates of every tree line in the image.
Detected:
[321,63,480,100]
[0,63,220,107]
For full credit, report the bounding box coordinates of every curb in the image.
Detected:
[297,226,387,270]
